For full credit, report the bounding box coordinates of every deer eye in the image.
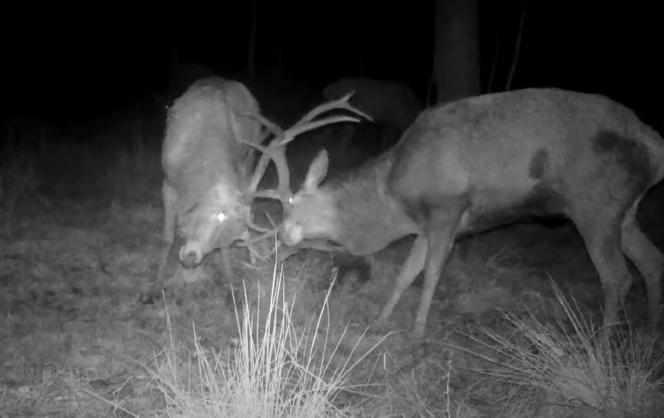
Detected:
[287,195,295,205]
[216,212,228,223]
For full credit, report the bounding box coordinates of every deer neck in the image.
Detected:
[329,152,419,255]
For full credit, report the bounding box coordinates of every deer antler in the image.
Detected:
[233,93,370,261]
[242,92,372,205]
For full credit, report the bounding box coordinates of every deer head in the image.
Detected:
[236,93,372,256]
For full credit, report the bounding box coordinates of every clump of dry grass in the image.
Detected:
[459,281,664,418]
[148,263,384,417]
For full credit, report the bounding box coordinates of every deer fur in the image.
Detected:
[154,77,262,296]
[281,88,664,337]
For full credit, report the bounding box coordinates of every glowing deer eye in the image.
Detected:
[216,212,228,223]
[288,195,295,204]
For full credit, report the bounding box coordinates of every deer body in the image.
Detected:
[156,77,262,293]
[281,88,664,337]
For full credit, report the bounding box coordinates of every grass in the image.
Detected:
[456,281,664,418]
[146,262,385,417]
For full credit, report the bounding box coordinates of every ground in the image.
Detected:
[2,81,664,417]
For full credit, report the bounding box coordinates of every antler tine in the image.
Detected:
[293,92,373,127]
[244,93,373,228]
[340,93,373,117]
[238,212,281,265]
[233,111,283,151]
[249,189,281,200]
[239,226,277,246]
[240,111,287,195]
[276,115,364,147]
[246,219,270,234]
[272,92,372,148]
[328,92,374,122]
[246,149,274,194]
[245,111,285,138]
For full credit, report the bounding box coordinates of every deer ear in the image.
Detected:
[303,149,329,192]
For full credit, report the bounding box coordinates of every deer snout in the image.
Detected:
[179,245,203,268]
[279,221,304,246]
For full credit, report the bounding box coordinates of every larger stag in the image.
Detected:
[275,88,664,337]
[153,76,366,299]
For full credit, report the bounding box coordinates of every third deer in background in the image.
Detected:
[322,77,423,153]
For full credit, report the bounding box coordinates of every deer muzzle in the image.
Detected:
[279,221,304,246]
[179,244,203,268]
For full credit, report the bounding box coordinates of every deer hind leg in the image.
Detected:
[413,217,460,338]
[620,201,664,326]
[377,234,427,324]
[574,214,633,326]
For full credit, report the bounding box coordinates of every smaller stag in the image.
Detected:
[156,78,261,296]
[276,88,664,337]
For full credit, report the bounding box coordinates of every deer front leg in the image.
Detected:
[412,206,465,338]
[377,235,427,324]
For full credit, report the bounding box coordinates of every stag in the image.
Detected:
[153,77,261,298]
[276,88,664,337]
[151,76,367,300]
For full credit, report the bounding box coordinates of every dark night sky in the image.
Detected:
[2,1,663,132]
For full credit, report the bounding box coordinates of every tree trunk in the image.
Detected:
[433,0,480,104]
